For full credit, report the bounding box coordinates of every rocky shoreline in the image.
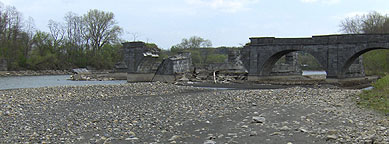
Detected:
[0,70,72,77]
[0,82,388,143]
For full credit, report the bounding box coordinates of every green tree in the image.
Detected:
[0,2,125,70]
[171,36,212,49]
[206,54,227,63]
[0,4,34,70]
[170,36,215,66]
[27,31,58,70]
[83,9,122,55]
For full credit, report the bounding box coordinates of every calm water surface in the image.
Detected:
[302,71,327,75]
[0,75,126,90]
[1,71,371,90]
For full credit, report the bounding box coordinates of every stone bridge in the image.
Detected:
[242,34,389,79]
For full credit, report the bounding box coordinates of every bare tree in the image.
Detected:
[64,12,86,48]
[83,9,122,54]
[5,6,22,41]
[23,16,35,57]
[340,11,389,34]
[48,19,65,48]
[128,32,141,42]
[0,3,7,41]
[340,16,363,34]
[339,11,389,75]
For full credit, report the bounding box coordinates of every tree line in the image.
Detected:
[0,3,123,70]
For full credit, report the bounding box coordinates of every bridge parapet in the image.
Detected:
[249,37,275,45]
[250,34,389,46]
[250,37,314,45]
[313,34,389,44]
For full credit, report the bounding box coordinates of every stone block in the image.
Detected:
[153,52,192,82]
[127,73,155,82]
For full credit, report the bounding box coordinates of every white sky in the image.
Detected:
[1,0,389,49]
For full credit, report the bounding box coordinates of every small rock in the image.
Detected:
[326,135,338,140]
[227,133,238,137]
[298,127,308,133]
[128,131,136,136]
[207,134,216,140]
[4,111,10,116]
[327,129,337,135]
[169,135,180,141]
[100,136,107,141]
[241,125,249,128]
[32,132,39,137]
[270,132,282,136]
[252,116,266,123]
[227,133,237,136]
[76,136,85,141]
[204,140,216,144]
[363,134,376,140]
[280,126,291,131]
[125,137,139,140]
[249,131,257,136]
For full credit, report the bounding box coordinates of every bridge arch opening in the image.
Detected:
[262,50,324,76]
[342,48,389,77]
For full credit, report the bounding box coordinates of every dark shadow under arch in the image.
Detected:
[261,50,324,76]
[341,47,388,76]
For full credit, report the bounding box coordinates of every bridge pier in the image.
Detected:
[122,42,161,82]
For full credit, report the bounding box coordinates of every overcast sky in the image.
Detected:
[1,0,389,49]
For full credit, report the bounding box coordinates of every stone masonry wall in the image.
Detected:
[155,52,192,75]
[244,34,389,78]
[153,53,192,82]
[122,42,160,74]
[123,42,161,82]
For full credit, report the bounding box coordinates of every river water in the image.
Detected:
[302,71,327,76]
[0,71,373,90]
[0,75,126,90]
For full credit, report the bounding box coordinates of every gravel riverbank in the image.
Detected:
[0,82,388,143]
[0,70,72,77]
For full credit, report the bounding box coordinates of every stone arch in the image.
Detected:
[136,57,157,73]
[260,50,325,76]
[341,47,389,76]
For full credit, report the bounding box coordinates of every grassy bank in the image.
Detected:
[358,75,389,114]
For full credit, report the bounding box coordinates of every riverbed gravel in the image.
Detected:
[0,82,388,143]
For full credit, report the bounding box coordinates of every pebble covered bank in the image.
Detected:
[0,82,388,143]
